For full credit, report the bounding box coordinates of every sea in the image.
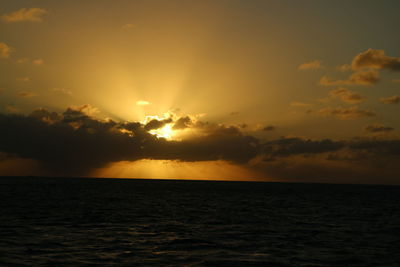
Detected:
[0,177,399,266]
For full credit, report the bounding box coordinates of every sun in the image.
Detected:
[149,124,175,139]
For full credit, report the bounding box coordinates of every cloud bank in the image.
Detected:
[1,108,400,184]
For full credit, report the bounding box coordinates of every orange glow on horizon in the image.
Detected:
[92,159,264,181]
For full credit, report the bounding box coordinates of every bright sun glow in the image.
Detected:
[149,124,175,139]
[141,113,176,140]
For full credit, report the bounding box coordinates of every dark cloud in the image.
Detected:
[172,116,192,130]
[320,70,379,86]
[0,109,258,175]
[351,49,400,71]
[263,125,275,131]
[144,118,172,131]
[253,137,400,184]
[261,138,344,159]
[364,124,394,134]
[1,108,400,184]
[147,126,259,164]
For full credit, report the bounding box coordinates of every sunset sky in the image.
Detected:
[1,0,400,184]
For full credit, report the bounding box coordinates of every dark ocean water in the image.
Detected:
[0,177,399,266]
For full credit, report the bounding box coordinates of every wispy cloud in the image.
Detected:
[298,60,324,70]
[4,105,19,113]
[32,58,44,66]
[0,42,12,58]
[17,91,37,98]
[290,101,312,107]
[336,64,352,72]
[122,23,135,30]
[364,123,394,134]
[380,95,400,104]
[316,106,375,120]
[320,70,379,86]
[17,57,44,66]
[16,77,30,82]
[136,100,151,106]
[2,8,47,23]
[329,87,366,104]
[51,88,72,95]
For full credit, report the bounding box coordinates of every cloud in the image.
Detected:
[173,116,192,130]
[4,105,19,113]
[298,60,323,70]
[290,101,312,107]
[337,64,352,72]
[2,8,47,23]
[17,58,44,65]
[263,125,275,131]
[122,23,135,30]
[51,88,72,95]
[144,118,172,131]
[0,108,259,174]
[32,58,44,66]
[68,104,99,117]
[329,87,365,104]
[261,137,344,159]
[1,108,400,184]
[380,95,400,104]
[320,70,379,86]
[351,49,400,71]
[17,91,36,98]
[17,77,30,82]
[17,58,29,64]
[136,100,150,106]
[0,42,12,58]
[316,106,375,120]
[364,124,394,134]
[254,137,400,184]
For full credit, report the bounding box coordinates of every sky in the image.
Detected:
[1,0,400,184]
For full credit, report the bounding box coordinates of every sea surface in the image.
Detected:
[0,177,399,266]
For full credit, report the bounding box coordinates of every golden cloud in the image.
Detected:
[351,49,400,71]
[329,87,365,104]
[316,106,375,120]
[0,42,12,58]
[298,60,323,70]
[2,8,47,23]
[320,70,379,86]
